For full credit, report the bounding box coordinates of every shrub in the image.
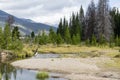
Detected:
[36,72,49,79]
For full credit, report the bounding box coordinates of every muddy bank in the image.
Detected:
[11,58,120,80]
[11,58,100,73]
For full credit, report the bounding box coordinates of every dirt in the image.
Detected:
[11,58,120,80]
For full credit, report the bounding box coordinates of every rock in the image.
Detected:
[51,75,61,78]
[0,52,7,62]
[0,51,13,62]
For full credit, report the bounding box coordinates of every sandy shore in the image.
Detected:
[11,58,119,80]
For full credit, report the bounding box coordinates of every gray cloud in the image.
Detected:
[0,0,119,25]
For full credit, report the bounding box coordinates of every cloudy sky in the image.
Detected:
[0,0,119,26]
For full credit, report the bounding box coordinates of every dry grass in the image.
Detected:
[20,44,120,59]
[102,58,120,69]
[38,44,119,54]
[14,44,38,59]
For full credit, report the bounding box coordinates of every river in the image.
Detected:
[0,54,68,80]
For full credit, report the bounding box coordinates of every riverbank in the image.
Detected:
[38,44,119,54]
[11,44,120,59]
[2,44,120,80]
[11,57,120,80]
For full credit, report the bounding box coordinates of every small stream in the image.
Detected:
[0,54,68,80]
[32,53,61,59]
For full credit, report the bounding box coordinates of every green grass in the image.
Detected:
[12,44,36,59]
[36,72,49,79]
[105,52,120,58]
[37,44,120,58]
[8,44,120,59]
[38,44,117,54]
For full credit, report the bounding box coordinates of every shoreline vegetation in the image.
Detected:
[0,0,120,61]
[1,43,120,61]
[11,43,120,58]
[12,44,120,68]
[10,44,120,80]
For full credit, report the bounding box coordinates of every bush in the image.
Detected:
[115,36,120,46]
[8,40,23,51]
[91,35,97,46]
[85,39,90,46]
[36,72,49,79]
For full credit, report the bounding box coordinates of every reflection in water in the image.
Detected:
[0,63,17,80]
[0,53,69,80]
[0,63,67,80]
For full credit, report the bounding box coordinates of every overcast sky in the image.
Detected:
[0,0,119,26]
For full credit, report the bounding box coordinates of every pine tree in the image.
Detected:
[63,18,69,39]
[64,27,71,44]
[39,30,49,45]
[72,34,81,45]
[31,31,35,39]
[0,27,4,48]
[49,27,56,44]
[57,19,63,36]
[70,13,76,37]
[56,33,63,45]
[34,36,39,44]
[96,0,113,42]
[10,39,23,51]
[76,34,81,44]
[7,15,15,30]
[79,5,85,40]
[115,35,120,46]
[3,23,12,49]
[110,8,120,37]
[75,13,81,36]
[85,0,96,40]
[72,35,77,45]
[9,26,23,50]
[12,26,20,40]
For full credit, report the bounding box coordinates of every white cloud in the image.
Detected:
[0,0,119,26]
[32,6,80,25]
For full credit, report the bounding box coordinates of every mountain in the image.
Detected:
[0,10,57,35]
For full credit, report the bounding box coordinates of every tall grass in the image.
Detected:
[36,72,49,79]
[38,44,118,54]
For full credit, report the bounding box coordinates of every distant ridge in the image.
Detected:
[0,10,57,35]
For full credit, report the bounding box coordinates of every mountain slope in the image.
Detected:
[0,10,56,35]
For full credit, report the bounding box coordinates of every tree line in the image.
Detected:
[0,0,120,50]
[31,0,120,47]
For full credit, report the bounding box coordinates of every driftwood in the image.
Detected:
[0,51,13,62]
[34,44,39,56]
[0,52,8,62]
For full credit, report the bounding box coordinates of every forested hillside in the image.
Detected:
[0,0,120,53]
[56,0,120,46]
[33,0,120,46]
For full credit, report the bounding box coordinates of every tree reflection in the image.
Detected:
[0,63,17,80]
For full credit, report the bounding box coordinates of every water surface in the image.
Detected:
[32,53,60,59]
[0,53,68,80]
